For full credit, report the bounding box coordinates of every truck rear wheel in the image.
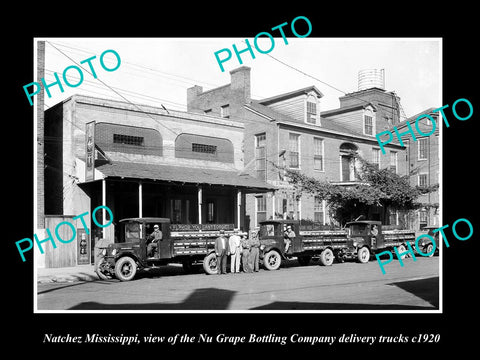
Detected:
[203,252,218,275]
[357,246,370,263]
[319,248,334,266]
[396,244,408,259]
[263,250,281,271]
[115,256,137,281]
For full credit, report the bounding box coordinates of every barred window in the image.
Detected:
[192,143,217,154]
[113,134,144,146]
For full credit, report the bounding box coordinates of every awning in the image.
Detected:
[95,161,275,192]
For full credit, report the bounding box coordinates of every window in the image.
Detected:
[256,195,267,225]
[306,101,317,124]
[255,133,266,180]
[389,151,397,173]
[419,209,428,228]
[364,115,373,135]
[372,148,380,168]
[418,138,428,160]
[221,104,230,118]
[314,137,324,171]
[314,196,324,224]
[113,134,144,146]
[418,173,428,187]
[289,133,300,168]
[192,143,217,155]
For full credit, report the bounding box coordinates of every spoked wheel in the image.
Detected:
[203,252,218,275]
[357,246,371,263]
[319,248,334,266]
[114,257,137,281]
[263,250,282,271]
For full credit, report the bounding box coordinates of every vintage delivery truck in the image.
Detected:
[257,219,420,271]
[96,217,424,280]
[95,217,245,281]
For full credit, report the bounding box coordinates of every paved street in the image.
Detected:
[37,257,439,311]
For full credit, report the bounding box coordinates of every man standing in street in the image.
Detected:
[240,235,252,273]
[215,230,229,275]
[228,229,242,274]
[249,230,260,272]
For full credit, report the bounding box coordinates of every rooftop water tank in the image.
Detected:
[358,69,385,91]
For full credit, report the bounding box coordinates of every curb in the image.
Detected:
[37,273,99,284]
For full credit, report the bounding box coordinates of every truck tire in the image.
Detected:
[114,256,137,281]
[263,250,282,271]
[203,252,218,275]
[319,248,334,266]
[396,244,408,259]
[297,256,311,266]
[357,246,370,264]
[95,259,113,280]
[424,243,435,257]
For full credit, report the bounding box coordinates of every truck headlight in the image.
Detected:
[102,249,107,256]
[352,241,358,248]
[260,245,265,251]
[112,249,117,256]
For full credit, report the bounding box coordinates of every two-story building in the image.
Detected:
[187,66,407,228]
[42,94,273,267]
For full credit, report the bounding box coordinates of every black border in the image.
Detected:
[7,6,478,355]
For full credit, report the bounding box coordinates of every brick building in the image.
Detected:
[396,108,440,230]
[187,66,407,228]
[43,94,273,267]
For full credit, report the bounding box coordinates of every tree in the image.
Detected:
[274,152,438,225]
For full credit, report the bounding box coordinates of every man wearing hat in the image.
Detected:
[284,225,295,254]
[147,224,163,257]
[215,229,229,275]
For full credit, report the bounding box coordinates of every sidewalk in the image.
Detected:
[37,264,99,284]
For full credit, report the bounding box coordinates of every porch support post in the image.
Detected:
[271,192,276,219]
[102,177,107,225]
[236,189,242,229]
[198,185,203,224]
[138,181,143,218]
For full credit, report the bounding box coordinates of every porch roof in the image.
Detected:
[95,161,275,192]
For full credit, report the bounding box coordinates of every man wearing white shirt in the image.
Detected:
[215,230,228,275]
[228,229,242,274]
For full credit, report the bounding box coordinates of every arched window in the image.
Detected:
[175,133,234,163]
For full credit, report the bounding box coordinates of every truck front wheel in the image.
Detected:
[203,252,218,275]
[357,246,370,264]
[319,248,334,266]
[115,256,137,281]
[263,250,282,271]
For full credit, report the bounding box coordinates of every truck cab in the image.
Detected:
[344,220,383,263]
[96,217,172,281]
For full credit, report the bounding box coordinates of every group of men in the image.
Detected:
[214,229,260,275]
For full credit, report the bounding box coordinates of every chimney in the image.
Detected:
[230,66,251,103]
[186,85,203,111]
